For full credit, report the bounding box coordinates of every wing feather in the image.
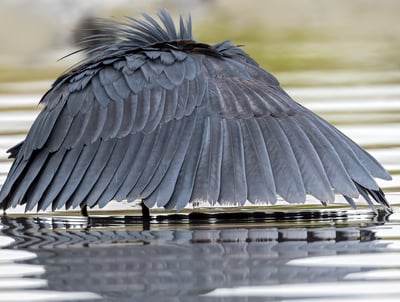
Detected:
[225,79,253,118]
[276,116,334,202]
[186,78,206,115]
[112,74,131,99]
[241,118,276,203]
[147,56,166,74]
[19,94,64,158]
[67,85,93,116]
[207,77,298,118]
[164,115,206,210]
[143,87,166,133]
[258,117,306,203]
[143,115,196,207]
[307,113,380,190]
[175,81,190,119]
[191,117,223,205]
[314,114,391,180]
[7,151,49,208]
[91,76,111,107]
[95,133,145,208]
[140,118,185,206]
[45,109,74,152]
[132,88,151,132]
[25,149,67,211]
[126,122,173,200]
[113,127,161,201]
[140,62,157,83]
[156,72,176,90]
[79,101,108,145]
[118,93,137,137]
[61,109,92,149]
[66,138,119,209]
[211,80,238,119]
[162,87,179,122]
[231,81,271,117]
[355,182,377,211]
[0,156,26,206]
[123,68,146,94]
[100,70,125,102]
[163,60,186,86]
[159,52,176,65]
[50,140,102,210]
[101,98,124,140]
[218,119,247,204]
[36,145,84,211]
[294,115,359,198]
[32,102,65,152]
[182,55,197,80]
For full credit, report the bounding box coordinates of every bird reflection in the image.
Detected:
[0,214,389,301]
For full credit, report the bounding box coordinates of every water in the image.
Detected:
[0,78,399,301]
[1,211,400,302]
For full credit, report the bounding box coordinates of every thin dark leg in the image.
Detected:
[141,202,150,230]
[141,201,150,219]
[80,205,88,217]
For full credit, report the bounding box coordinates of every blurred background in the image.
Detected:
[0,0,400,89]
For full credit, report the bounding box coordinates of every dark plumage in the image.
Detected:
[0,9,392,214]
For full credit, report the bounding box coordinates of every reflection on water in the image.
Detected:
[0,221,100,301]
[0,211,400,302]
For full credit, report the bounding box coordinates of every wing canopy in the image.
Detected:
[0,20,391,212]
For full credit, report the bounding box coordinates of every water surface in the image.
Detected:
[1,210,400,302]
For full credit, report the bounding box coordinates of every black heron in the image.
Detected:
[0,9,392,216]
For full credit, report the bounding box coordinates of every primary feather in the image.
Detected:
[0,8,392,213]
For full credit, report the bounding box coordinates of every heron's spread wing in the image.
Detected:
[200,60,390,205]
[0,44,391,211]
[0,48,207,210]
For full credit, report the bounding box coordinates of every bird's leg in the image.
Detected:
[80,205,89,217]
[141,201,150,220]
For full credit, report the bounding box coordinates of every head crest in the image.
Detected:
[76,8,193,57]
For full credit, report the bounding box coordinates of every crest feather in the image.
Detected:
[78,9,193,56]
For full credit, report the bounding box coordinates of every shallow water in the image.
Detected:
[0,78,400,301]
[1,210,400,302]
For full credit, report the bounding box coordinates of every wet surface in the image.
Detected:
[1,210,400,302]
